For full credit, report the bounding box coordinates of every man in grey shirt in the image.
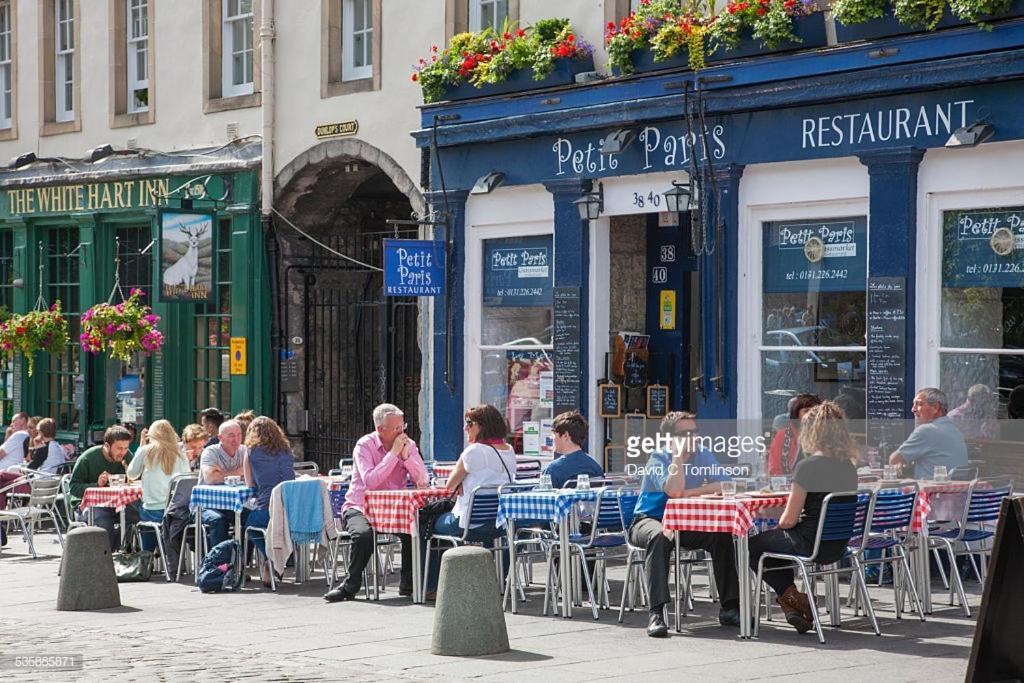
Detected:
[890,388,968,479]
[198,420,247,547]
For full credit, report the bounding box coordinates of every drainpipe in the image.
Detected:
[260,0,275,217]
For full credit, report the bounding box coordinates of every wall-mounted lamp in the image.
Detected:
[87,143,116,163]
[573,183,604,221]
[602,128,636,155]
[9,152,37,169]
[470,171,505,195]
[945,121,994,148]
[663,180,696,214]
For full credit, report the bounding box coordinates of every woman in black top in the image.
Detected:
[749,401,858,634]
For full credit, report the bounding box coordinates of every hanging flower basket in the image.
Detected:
[0,302,70,376]
[80,288,164,364]
[833,0,1024,42]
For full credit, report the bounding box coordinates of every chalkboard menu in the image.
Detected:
[10,357,21,412]
[942,206,1024,288]
[866,277,906,419]
[280,354,301,393]
[150,352,164,419]
[553,287,582,416]
[646,384,668,418]
[599,383,621,418]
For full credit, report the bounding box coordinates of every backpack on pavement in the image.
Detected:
[196,539,245,593]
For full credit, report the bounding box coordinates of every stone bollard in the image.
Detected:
[431,546,510,656]
[57,527,121,611]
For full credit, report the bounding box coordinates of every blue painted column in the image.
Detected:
[858,148,925,418]
[698,164,744,419]
[426,189,469,461]
[543,179,591,418]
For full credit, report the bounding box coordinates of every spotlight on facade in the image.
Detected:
[470,171,505,195]
[602,128,636,155]
[573,183,604,221]
[87,144,116,163]
[663,180,695,214]
[9,152,37,169]
[945,121,994,148]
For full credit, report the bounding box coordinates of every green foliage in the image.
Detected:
[0,302,70,377]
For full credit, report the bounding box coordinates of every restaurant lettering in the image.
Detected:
[552,124,726,176]
[801,100,974,149]
[4,178,171,216]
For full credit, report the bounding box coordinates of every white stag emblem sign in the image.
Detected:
[163,221,209,289]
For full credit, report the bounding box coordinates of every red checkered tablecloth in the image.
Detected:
[662,495,789,537]
[912,481,974,532]
[431,461,540,479]
[363,487,452,535]
[81,485,143,512]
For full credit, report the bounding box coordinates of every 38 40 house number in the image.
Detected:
[632,192,662,209]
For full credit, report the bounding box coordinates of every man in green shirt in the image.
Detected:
[70,425,137,551]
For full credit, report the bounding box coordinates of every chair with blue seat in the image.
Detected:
[849,483,924,621]
[515,459,543,481]
[927,476,1013,617]
[499,482,555,611]
[422,484,506,598]
[753,490,878,644]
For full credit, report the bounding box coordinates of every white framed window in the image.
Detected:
[222,0,253,97]
[55,0,74,122]
[0,1,11,129]
[342,0,372,82]
[469,0,507,32]
[127,0,148,113]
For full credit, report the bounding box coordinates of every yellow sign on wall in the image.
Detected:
[230,337,247,375]
[659,290,676,330]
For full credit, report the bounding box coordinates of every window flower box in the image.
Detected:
[834,0,1024,42]
[439,55,595,102]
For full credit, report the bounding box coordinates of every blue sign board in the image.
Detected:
[383,239,446,297]
[483,235,553,307]
[942,207,1024,288]
[763,217,867,293]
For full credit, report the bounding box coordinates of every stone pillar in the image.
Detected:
[543,179,591,418]
[426,189,469,461]
[859,148,925,418]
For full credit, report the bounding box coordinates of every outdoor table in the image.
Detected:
[189,484,256,577]
[909,480,974,614]
[496,487,599,618]
[363,487,451,604]
[662,493,788,638]
[81,484,144,545]
[431,460,542,481]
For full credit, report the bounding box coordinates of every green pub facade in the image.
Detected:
[0,153,271,446]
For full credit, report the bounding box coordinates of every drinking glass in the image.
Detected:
[755,476,770,493]
[770,476,788,492]
[734,478,750,494]
[866,447,881,470]
[721,481,737,499]
[576,474,590,491]
[539,474,553,491]
[883,465,898,481]
[933,466,948,482]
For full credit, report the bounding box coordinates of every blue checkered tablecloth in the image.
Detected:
[496,489,599,527]
[189,485,256,513]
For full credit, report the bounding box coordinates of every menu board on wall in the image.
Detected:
[942,207,1024,288]
[553,287,582,416]
[151,351,164,419]
[866,277,907,419]
[482,235,553,307]
[763,217,867,293]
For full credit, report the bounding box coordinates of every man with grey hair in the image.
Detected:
[890,388,968,479]
[199,419,247,547]
[324,403,428,603]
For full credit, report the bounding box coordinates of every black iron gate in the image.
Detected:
[283,230,421,472]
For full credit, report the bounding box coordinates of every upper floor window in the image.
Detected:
[222,0,253,97]
[342,0,372,81]
[127,0,148,112]
[55,0,73,122]
[0,1,12,130]
[469,0,507,32]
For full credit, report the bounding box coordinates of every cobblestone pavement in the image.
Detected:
[0,534,977,682]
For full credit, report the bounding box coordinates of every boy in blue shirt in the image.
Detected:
[542,411,605,488]
[628,411,741,637]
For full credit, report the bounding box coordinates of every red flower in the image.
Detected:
[431,44,438,52]
[516,28,526,37]
[756,7,766,14]
[411,73,419,82]
[607,21,616,29]
[503,31,512,40]
[567,34,575,42]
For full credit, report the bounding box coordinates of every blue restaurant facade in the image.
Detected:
[414,20,1024,471]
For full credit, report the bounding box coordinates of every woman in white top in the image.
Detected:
[126,419,190,551]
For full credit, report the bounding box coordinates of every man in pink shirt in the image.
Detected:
[324,403,428,602]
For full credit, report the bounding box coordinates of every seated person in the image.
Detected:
[70,426,138,551]
[889,388,968,479]
[767,394,821,477]
[28,418,68,474]
[542,410,604,488]
[126,420,191,552]
[199,420,247,547]
[628,411,740,637]
[242,416,295,586]
[749,401,858,634]
[180,424,207,472]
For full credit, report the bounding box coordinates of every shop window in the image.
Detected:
[760,217,867,422]
[45,226,81,434]
[39,0,80,134]
[939,205,1024,433]
[113,225,153,426]
[202,0,260,113]
[193,218,232,413]
[469,0,507,32]
[0,1,13,133]
[479,235,554,452]
[0,229,13,423]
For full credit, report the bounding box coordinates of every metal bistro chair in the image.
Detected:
[325,481,373,599]
[422,484,505,598]
[499,482,555,610]
[754,491,878,644]
[849,483,924,621]
[293,461,319,476]
[927,476,1013,617]
[134,473,195,581]
[515,460,543,481]
[0,476,65,558]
